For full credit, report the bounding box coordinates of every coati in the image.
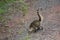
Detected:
[28,8,43,33]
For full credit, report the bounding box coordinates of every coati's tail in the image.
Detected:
[37,8,43,22]
[37,8,41,21]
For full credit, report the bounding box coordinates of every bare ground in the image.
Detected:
[0,0,60,40]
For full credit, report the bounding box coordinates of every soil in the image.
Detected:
[0,0,60,40]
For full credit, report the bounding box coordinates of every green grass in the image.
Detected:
[0,0,27,23]
[0,0,16,14]
[0,0,27,15]
[19,0,27,16]
[22,34,30,40]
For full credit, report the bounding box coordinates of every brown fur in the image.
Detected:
[28,8,43,33]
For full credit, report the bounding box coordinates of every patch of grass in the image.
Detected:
[18,29,24,35]
[0,15,6,23]
[0,0,16,14]
[0,0,27,23]
[19,0,28,16]
[22,35,30,40]
[0,8,6,14]
[21,4,27,16]
[0,0,27,15]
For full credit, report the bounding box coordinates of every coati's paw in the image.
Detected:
[40,26,43,30]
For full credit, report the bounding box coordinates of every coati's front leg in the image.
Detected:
[35,26,43,32]
[39,26,43,30]
[33,26,41,33]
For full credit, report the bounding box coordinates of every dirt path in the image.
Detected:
[0,0,60,40]
[24,0,60,40]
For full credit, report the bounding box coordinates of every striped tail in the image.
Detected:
[37,8,41,21]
